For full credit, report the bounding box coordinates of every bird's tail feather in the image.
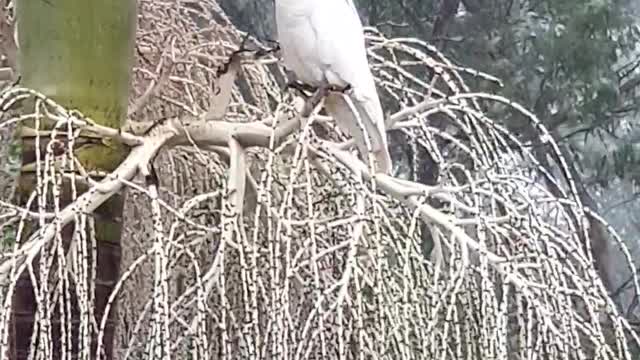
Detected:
[372,144,392,175]
[325,92,392,174]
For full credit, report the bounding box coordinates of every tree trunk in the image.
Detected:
[11,1,136,359]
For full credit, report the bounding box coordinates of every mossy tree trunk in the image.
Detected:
[11,1,136,359]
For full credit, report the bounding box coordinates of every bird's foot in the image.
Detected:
[288,81,317,93]
[255,40,281,58]
[285,80,317,99]
[263,39,281,53]
[227,32,279,61]
[327,84,353,95]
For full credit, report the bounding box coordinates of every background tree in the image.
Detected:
[9,1,136,359]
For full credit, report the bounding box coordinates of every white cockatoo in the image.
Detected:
[275,0,393,174]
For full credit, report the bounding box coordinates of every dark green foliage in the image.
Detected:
[357,0,640,184]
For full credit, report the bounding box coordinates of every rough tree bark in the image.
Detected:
[11,1,136,359]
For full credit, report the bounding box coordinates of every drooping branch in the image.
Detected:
[0,50,618,300]
[0,51,327,284]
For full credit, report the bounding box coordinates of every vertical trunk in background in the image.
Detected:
[11,1,136,359]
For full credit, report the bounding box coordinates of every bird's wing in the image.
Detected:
[309,0,368,87]
[275,1,321,84]
[311,0,392,173]
[276,0,371,90]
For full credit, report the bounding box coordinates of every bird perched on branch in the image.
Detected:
[275,0,393,174]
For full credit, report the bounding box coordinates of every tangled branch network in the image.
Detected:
[0,1,638,359]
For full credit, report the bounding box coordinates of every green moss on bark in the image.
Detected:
[12,1,137,359]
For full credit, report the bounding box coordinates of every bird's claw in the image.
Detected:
[285,80,316,99]
[283,80,353,100]
[287,81,316,93]
[259,39,281,55]
[228,32,279,61]
[255,43,281,58]
[327,84,353,95]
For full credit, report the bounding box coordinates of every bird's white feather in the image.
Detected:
[325,92,392,174]
[276,0,393,174]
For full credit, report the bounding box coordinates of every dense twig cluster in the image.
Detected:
[0,0,638,359]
